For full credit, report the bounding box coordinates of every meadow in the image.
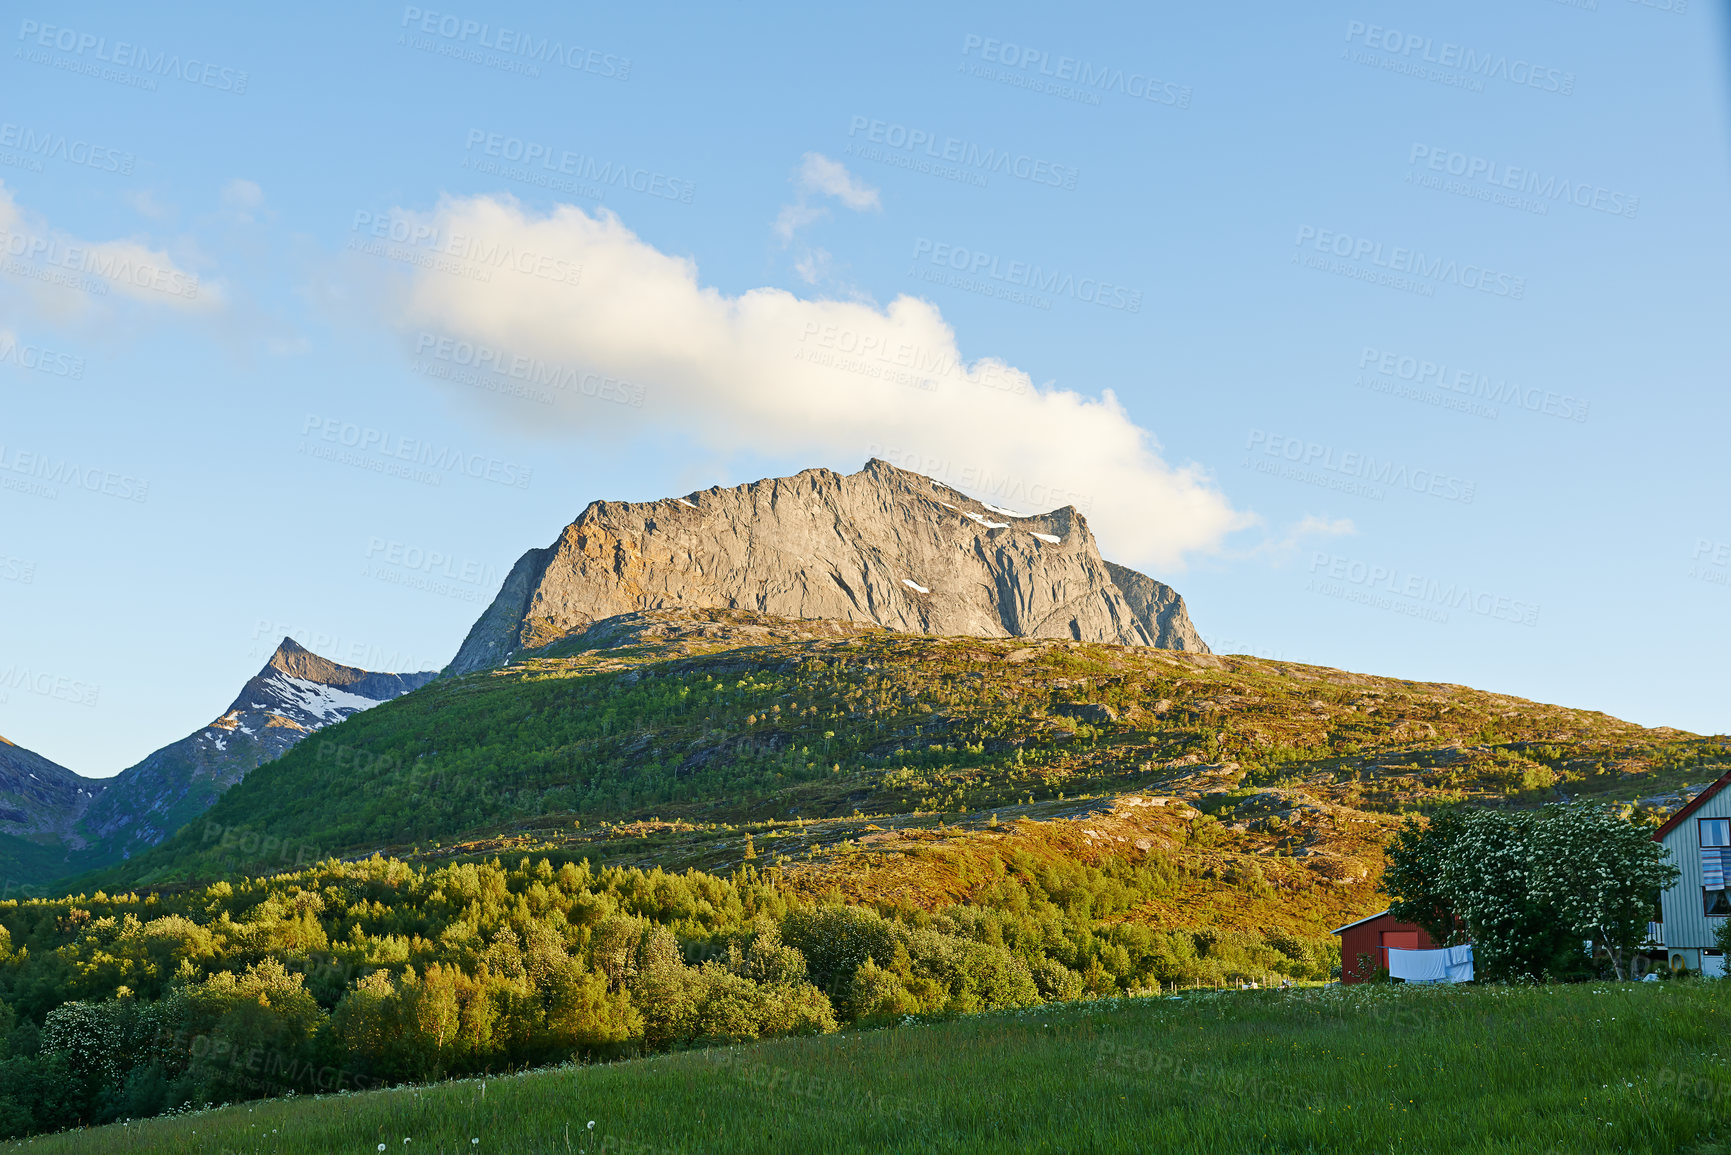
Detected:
[10,980,1729,1154]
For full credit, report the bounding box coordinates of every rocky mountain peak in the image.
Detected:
[446,458,1207,675]
[233,640,438,724]
[3,644,441,886]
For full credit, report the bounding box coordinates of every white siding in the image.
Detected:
[1657,788,1731,950]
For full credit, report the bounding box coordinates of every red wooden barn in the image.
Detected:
[1332,910,1438,984]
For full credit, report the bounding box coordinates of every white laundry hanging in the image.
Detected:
[1387,944,1474,984]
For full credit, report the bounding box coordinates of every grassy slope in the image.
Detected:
[13,981,1730,1154]
[79,609,1729,943]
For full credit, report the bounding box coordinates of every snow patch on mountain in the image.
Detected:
[259,674,391,724]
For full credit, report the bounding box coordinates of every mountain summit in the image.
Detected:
[447,459,1207,675]
[0,642,437,887]
[224,638,440,732]
[74,640,439,863]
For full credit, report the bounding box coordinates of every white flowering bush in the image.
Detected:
[1387,803,1675,981]
[1528,804,1676,980]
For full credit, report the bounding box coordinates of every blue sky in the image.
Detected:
[1,0,1727,775]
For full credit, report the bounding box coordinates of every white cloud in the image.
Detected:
[772,201,825,245]
[792,247,833,286]
[795,153,881,212]
[0,182,219,316]
[380,194,1251,571]
[1239,514,1357,563]
[773,154,881,285]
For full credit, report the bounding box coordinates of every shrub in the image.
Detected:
[1029,956,1085,1002]
[847,957,922,1022]
[781,907,897,995]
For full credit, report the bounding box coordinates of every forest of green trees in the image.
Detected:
[0,850,1336,1138]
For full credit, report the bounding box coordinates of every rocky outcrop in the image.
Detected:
[0,735,94,839]
[448,458,1208,674]
[1105,561,1208,652]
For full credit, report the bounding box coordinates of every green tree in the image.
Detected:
[1384,806,1470,946]
[1437,809,1577,981]
[179,959,328,1101]
[1529,804,1678,981]
[1383,804,1675,982]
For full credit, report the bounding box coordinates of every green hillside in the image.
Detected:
[88,608,1727,915]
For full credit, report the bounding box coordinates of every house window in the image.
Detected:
[1702,819,1731,917]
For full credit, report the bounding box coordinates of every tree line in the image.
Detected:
[0,850,1335,1138]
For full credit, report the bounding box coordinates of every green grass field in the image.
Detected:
[13,981,1730,1154]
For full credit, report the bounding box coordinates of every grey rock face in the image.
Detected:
[0,736,94,839]
[1104,561,1208,652]
[448,458,1208,674]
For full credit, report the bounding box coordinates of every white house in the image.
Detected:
[1652,768,1731,977]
